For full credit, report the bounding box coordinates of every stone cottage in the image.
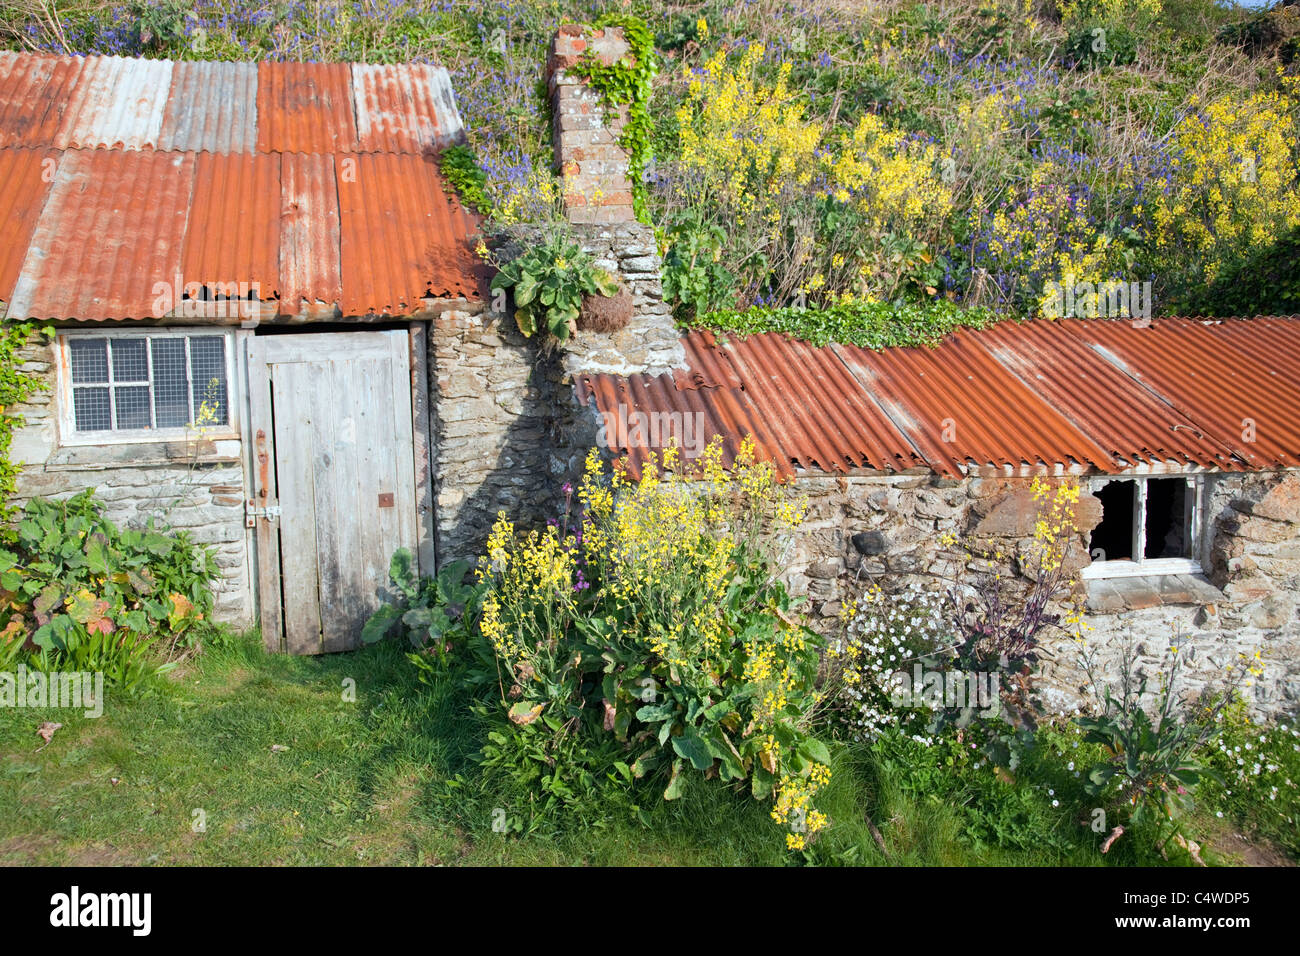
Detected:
[2,32,1297,715]
[544,30,1300,716]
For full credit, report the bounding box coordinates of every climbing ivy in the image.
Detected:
[570,13,656,223]
[0,322,48,525]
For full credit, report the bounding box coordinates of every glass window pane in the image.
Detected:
[110,338,148,382]
[72,387,111,431]
[188,336,228,427]
[68,339,108,384]
[113,385,152,430]
[151,338,190,429]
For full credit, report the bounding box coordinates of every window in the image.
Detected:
[1082,476,1203,579]
[60,331,234,441]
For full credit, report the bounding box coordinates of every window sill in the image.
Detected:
[1080,557,1200,580]
[46,438,241,470]
[1084,573,1225,615]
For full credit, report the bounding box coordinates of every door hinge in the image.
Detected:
[245,499,282,527]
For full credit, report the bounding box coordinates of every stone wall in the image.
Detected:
[564,222,685,378]
[428,306,596,564]
[781,470,1300,718]
[6,338,254,626]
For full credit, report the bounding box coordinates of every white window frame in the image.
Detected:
[55,329,239,446]
[1081,475,1204,580]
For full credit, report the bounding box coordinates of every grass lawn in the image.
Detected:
[0,634,1287,867]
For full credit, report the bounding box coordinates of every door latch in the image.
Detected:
[245,500,282,527]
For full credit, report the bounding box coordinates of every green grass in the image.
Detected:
[0,634,1288,866]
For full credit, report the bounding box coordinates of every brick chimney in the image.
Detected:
[545,25,685,380]
[547,24,637,225]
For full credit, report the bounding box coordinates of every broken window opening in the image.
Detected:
[1084,475,1201,579]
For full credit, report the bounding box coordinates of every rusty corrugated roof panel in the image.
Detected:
[53,56,173,149]
[577,330,923,479]
[1068,318,1300,469]
[576,366,794,480]
[7,149,195,320]
[0,53,523,318]
[0,148,56,304]
[352,63,463,154]
[584,318,1300,480]
[181,152,281,301]
[279,152,342,315]
[672,329,743,390]
[836,331,1121,476]
[720,332,923,473]
[337,152,485,314]
[976,320,1241,470]
[157,60,257,152]
[0,55,90,149]
[257,61,357,154]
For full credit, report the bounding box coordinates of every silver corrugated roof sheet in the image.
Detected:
[352,63,464,153]
[157,60,258,153]
[54,55,173,149]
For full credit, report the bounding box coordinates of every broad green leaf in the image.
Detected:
[663,759,685,800]
[513,271,540,307]
[672,729,714,772]
[361,604,402,644]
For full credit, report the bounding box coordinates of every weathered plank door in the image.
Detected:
[246,331,417,654]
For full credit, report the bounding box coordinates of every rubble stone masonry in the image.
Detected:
[8,339,253,627]
[780,470,1300,718]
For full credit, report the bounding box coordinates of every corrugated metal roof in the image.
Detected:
[0,148,56,304]
[0,54,467,154]
[578,359,796,480]
[963,321,1241,471]
[53,56,173,149]
[577,331,924,478]
[257,61,357,154]
[158,60,258,153]
[720,333,923,473]
[352,63,464,154]
[1069,318,1300,470]
[279,152,342,315]
[338,152,486,315]
[0,53,484,319]
[7,149,195,320]
[837,331,1121,477]
[181,152,281,301]
[0,55,89,149]
[578,318,1300,479]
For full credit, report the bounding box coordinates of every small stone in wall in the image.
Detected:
[1246,594,1295,630]
[972,489,1040,537]
[1231,475,1300,524]
[1224,512,1295,544]
[851,530,890,555]
[913,488,958,519]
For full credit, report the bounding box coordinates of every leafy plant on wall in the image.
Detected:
[488,230,619,342]
[439,143,491,215]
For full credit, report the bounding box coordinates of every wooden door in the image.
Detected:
[246,331,418,654]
